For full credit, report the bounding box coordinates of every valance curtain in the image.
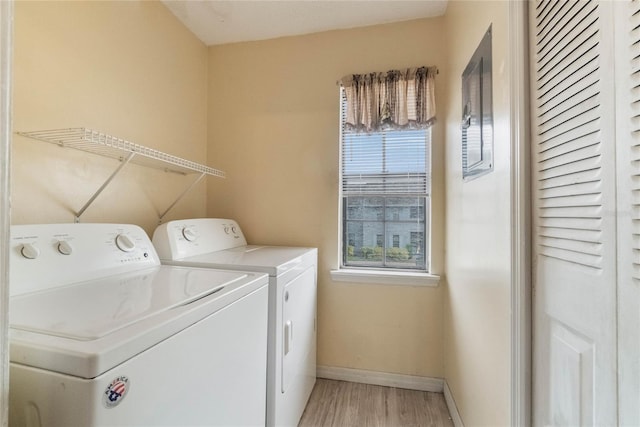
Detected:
[340,66,437,133]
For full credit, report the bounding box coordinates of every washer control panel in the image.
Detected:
[10,223,160,297]
[153,218,248,260]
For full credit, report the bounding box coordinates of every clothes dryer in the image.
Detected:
[153,218,317,427]
[9,223,269,427]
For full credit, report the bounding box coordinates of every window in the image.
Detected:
[340,91,431,271]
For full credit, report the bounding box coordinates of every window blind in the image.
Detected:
[340,91,431,196]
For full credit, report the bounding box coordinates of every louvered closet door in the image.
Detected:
[530,1,618,425]
[615,0,640,424]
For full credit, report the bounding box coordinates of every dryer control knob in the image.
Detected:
[182,227,198,242]
[57,241,73,255]
[21,243,40,259]
[115,234,136,252]
[231,226,238,234]
[224,226,230,234]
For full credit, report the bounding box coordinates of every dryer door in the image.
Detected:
[281,265,316,393]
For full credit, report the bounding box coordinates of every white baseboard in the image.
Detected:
[444,381,464,427]
[316,365,444,393]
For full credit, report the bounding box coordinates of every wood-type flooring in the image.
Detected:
[298,379,454,427]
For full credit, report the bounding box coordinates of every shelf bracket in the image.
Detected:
[75,152,136,223]
[158,172,207,224]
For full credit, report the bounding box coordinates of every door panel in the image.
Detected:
[549,321,594,426]
[530,1,618,425]
[281,265,316,393]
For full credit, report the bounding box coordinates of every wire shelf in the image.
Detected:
[17,127,225,177]
[17,127,225,223]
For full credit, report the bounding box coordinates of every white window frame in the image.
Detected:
[331,88,440,287]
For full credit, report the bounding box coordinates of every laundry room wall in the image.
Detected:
[443,1,511,425]
[207,18,447,379]
[12,1,209,235]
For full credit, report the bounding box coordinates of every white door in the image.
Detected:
[0,1,12,425]
[530,1,618,425]
[614,0,640,425]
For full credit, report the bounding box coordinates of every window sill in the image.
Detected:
[330,268,440,287]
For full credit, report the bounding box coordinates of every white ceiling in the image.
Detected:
[161,1,449,46]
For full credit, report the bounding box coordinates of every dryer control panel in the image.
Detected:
[10,223,160,296]
[153,218,248,260]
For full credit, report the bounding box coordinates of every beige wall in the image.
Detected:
[443,1,511,425]
[207,19,447,378]
[12,1,209,236]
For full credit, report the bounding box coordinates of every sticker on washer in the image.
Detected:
[103,376,129,408]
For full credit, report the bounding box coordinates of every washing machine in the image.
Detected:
[8,223,269,427]
[153,218,317,427]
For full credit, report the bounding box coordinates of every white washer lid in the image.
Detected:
[173,245,316,277]
[10,266,247,340]
[9,265,268,378]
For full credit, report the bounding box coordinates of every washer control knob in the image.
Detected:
[21,243,40,259]
[57,241,73,255]
[224,226,230,234]
[115,234,136,252]
[231,226,237,234]
[182,227,198,242]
